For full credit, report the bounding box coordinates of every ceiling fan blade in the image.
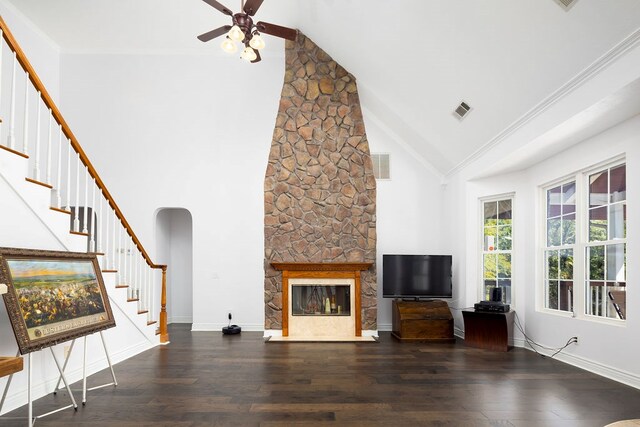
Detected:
[243,0,264,16]
[197,25,231,42]
[202,0,233,16]
[251,49,262,63]
[256,21,297,41]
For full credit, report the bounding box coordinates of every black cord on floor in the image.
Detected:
[514,312,577,359]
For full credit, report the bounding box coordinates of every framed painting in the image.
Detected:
[0,247,115,354]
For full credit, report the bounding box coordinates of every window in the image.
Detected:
[542,160,626,321]
[481,198,512,303]
[544,181,576,312]
[585,164,626,319]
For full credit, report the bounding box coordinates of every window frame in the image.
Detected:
[542,178,577,314]
[479,193,515,305]
[538,156,626,325]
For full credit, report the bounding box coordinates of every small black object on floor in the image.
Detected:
[222,325,241,335]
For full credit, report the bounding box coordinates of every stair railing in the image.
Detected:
[0,16,168,343]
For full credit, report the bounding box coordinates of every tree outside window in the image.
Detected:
[482,198,512,304]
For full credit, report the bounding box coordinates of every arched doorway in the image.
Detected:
[155,208,193,324]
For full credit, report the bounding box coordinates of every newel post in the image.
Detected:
[160,265,169,343]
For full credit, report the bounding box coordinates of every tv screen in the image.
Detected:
[383,254,452,299]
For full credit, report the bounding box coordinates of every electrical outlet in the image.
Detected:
[64,345,71,358]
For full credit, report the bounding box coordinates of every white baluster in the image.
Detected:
[22,73,29,154]
[7,52,17,149]
[133,245,138,300]
[54,126,62,208]
[74,152,81,231]
[33,93,41,181]
[89,178,96,252]
[149,266,152,320]
[145,266,149,320]
[82,167,89,234]
[112,212,118,271]
[97,194,103,253]
[129,241,134,296]
[118,226,123,285]
[0,30,3,139]
[138,254,142,305]
[124,238,129,294]
[103,200,109,265]
[66,140,71,209]
[46,112,52,184]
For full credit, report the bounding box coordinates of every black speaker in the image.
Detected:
[491,287,503,302]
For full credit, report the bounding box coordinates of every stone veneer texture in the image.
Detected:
[264,33,377,331]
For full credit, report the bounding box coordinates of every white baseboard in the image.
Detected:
[454,326,464,339]
[522,342,640,389]
[456,326,640,389]
[168,316,192,324]
[378,323,392,332]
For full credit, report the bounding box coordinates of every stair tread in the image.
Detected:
[147,321,157,325]
[138,310,149,314]
[102,269,118,273]
[25,177,53,189]
[50,206,71,215]
[70,230,89,237]
[127,298,140,302]
[115,285,129,289]
[0,144,28,159]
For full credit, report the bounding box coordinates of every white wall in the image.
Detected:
[448,115,640,386]
[156,208,193,324]
[59,53,284,331]
[363,114,446,329]
[58,51,446,332]
[0,0,60,102]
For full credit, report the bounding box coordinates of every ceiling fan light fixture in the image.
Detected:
[220,36,237,53]
[249,33,265,50]
[241,46,257,61]
[228,25,245,42]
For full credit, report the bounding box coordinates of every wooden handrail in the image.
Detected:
[0,16,168,342]
[0,16,161,270]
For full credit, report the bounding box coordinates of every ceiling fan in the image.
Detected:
[197,0,298,63]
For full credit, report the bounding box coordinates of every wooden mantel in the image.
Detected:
[271,262,373,337]
[271,262,373,272]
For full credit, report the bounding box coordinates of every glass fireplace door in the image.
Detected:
[291,285,351,316]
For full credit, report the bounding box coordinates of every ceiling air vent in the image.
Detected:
[553,0,578,10]
[453,101,472,120]
[371,153,390,180]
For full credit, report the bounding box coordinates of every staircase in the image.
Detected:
[0,15,168,412]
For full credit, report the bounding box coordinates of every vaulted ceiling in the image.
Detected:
[7,0,640,175]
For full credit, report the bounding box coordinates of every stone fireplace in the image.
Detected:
[264,33,377,338]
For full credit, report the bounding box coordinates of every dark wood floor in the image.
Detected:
[3,324,640,426]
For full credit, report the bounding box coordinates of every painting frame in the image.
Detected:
[0,247,115,354]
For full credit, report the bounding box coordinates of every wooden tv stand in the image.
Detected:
[391,299,455,342]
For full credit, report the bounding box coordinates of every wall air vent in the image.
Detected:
[453,101,472,120]
[553,0,578,10]
[371,153,390,180]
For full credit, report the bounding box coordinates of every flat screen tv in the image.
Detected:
[383,254,452,299]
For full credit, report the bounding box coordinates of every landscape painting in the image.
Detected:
[0,248,115,354]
